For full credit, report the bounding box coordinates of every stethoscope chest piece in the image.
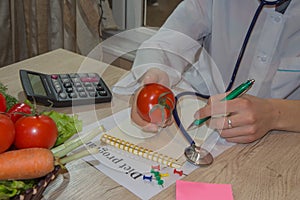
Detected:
[173,92,215,167]
[184,144,214,166]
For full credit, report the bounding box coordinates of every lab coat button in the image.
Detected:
[257,55,268,63]
[273,16,282,23]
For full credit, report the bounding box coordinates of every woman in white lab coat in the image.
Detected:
[124,0,300,143]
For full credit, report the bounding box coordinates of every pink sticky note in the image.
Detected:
[176,180,234,200]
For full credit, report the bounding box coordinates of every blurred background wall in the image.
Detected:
[0,0,181,68]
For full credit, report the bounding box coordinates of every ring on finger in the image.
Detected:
[227,117,233,129]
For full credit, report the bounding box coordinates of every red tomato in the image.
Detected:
[136,83,175,126]
[0,114,15,153]
[14,115,58,149]
[7,102,32,123]
[0,93,6,112]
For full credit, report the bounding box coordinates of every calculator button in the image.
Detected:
[68,92,77,98]
[89,91,97,97]
[60,74,69,79]
[59,92,67,99]
[79,92,87,97]
[98,90,107,96]
[65,87,73,93]
[83,82,92,87]
[55,85,62,93]
[80,77,100,83]
[51,74,58,79]
[95,85,105,91]
[76,87,85,92]
[71,78,79,83]
[64,82,72,88]
[69,73,79,78]
[52,80,60,86]
[79,73,88,77]
[95,82,104,86]
[62,78,70,83]
[52,80,62,92]
[74,82,82,87]
[86,86,94,92]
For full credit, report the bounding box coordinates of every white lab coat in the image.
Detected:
[113,0,300,100]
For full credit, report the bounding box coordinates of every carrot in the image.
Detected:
[0,148,54,180]
[0,126,104,181]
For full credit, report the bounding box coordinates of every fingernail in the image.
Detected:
[194,111,200,118]
[142,124,159,133]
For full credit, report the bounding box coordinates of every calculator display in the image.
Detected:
[28,73,47,96]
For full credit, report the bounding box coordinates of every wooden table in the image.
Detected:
[1,49,300,200]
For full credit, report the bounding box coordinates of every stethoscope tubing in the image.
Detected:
[173,91,208,146]
[226,0,282,91]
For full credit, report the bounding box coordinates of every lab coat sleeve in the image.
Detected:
[132,0,212,86]
[112,0,212,95]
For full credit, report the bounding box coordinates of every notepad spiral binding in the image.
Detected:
[100,134,182,169]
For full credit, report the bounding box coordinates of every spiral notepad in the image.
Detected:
[100,134,182,169]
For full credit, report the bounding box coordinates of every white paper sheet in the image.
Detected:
[81,106,235,199]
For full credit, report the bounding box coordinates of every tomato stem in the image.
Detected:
[149,104,166,125]
[157,92,174,109]
[148,91,174,125]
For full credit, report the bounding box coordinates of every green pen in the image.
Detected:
[186,79,255,131]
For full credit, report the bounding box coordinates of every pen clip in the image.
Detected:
[237,79,255,97]
[237,85,252,97]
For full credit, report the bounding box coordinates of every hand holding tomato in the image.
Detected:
[14,114,58,149]
[137,83,175,125]
[132,83,175,132]
[131,68,174,132]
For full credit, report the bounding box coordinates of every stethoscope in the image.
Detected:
[173,0,289,166]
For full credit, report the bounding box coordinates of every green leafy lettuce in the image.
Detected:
[0,180,36,200]
[0,82,18,111]
[43,110,83,146]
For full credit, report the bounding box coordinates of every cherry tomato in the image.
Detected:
[136,83,175,126]
[14,114,58,149]
[0,93,6,112]
[0,114,15,153]
[7,102,32,123]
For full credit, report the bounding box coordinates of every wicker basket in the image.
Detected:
[11,165,61,200]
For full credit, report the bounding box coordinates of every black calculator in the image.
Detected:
[19,69,112,107]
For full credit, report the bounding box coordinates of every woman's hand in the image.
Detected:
[131,68,173,132]
[195,94,277,143]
